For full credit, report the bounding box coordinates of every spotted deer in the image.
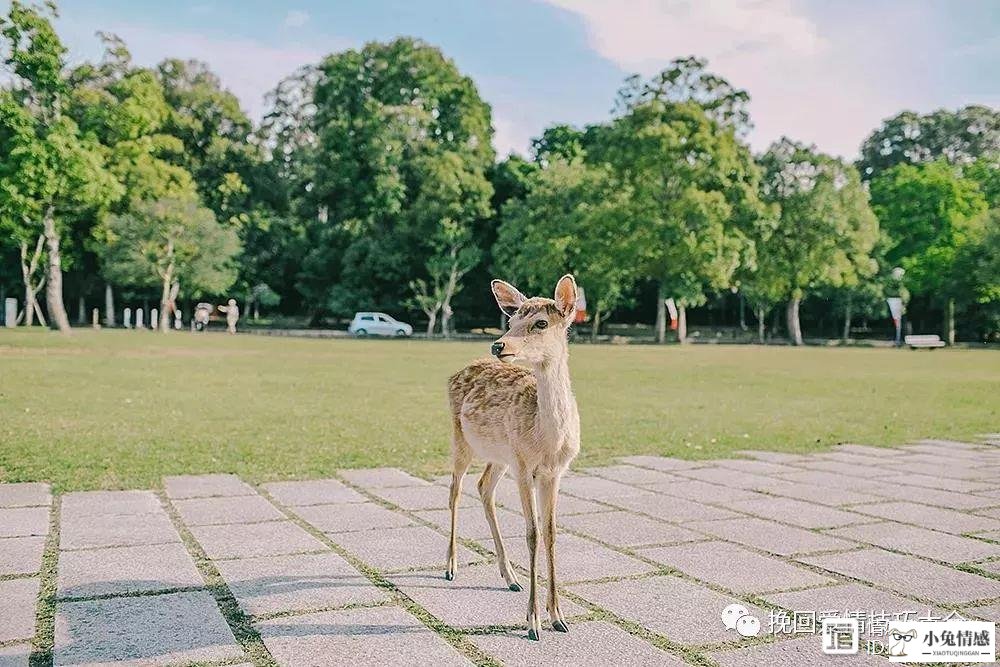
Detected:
[446,274,580,641]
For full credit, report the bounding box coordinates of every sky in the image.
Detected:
[10,0,1000,160]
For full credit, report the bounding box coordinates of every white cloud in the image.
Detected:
[56,19,337,121]
[283,10,310,29]
[541,0,931,158]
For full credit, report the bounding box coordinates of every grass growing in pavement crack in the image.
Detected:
[28,497,60,667]
[157,491,276,667]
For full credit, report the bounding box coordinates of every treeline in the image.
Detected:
[1,2,998,342]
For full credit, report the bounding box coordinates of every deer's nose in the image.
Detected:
[491,341,505,357]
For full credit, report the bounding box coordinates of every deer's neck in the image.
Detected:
[533,346,577,443]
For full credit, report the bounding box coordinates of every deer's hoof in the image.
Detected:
[509,582,522,592]
[527,628,540,641]
[444,570,454,581]
[553,620,569,633]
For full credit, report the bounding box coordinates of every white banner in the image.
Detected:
[887,297,903,322]
[665,298,678,330]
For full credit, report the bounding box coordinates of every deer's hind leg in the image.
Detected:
[446,418,472,581]
[478,463,521,591]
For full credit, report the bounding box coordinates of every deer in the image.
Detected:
[446,274,580,641]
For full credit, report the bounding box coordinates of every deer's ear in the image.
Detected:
[554,274,577,317]
[491,279,526,316]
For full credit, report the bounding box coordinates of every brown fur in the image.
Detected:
[445,275,580,641]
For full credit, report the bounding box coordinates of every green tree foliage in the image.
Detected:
[858,106,1000,180]
[98,198,239,331]
[0,1,121,331]
[755,139,880,345]
[495,159,638,340]
[869,160,988,342]
[303,37,494,320]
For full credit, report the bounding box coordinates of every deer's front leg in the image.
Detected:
[516,471,542,641]
[538,474,567,632]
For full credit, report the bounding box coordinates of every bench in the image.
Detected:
[904,334,946,349]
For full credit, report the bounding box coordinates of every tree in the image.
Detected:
[495,159,638,341]
[98,198,240,331]
[593,99,764,343]
[757,139,880,345]
[952,208,1000,339]
[304,38,494,320]
[0,1,121,331]
[869,160,988,343]
[858,106,1000,180]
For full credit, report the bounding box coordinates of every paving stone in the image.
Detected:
[873,483,999,510]
[748,479,884,506]
[293,502,415,534]
[976,529,1000,541]
[674,466,779,490]
[620,455,707,471]
[173,495,285,526]
[470,620,686,666]
[338,467,431,488]
[53,591,243,666]
[776,471,894,496]
[609,490,738,522]
[331,524,480,572]
[716,459,804,475]
[0,644,30,667]
[973,489,1000,502]
[163,473,254,499]
[0,507,49,537]
[639,541,835,593]
[388,563,585,628]
[800,460,902,477]
[687,517,857,556]
[57,543,203,598]
[559,475,647,502]
[816,451,897,468]
[642,479,763,505]
[61,490,161,518]
[584,464,682,485]
[263,479,367,506]
[711,635,879,666]
[560,510,703,547]
[486,533,656,583]
[571,574,766,646]
[371,485,474,511]
[834,444,898,457]
[828,521,1000,564]
[876,472,994,493]
[415,505,523,541]
[729,496,869,529]
[0,536,45,575]
[483,478,611,515]
[257,604,470,666]
[0,483,50,508]
[799,548,1000,604]
[880,460,988,481]
[765,583,946,634]
[0,578,38,643]
[913,438,983,450]
[215,551,388,617]
[851,501,1000,535]
[736,450,813,463]
[964,602,1000,622]
[60,512,179,550]
[189,520,326,560]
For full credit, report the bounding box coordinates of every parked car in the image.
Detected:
[348,312,413,337]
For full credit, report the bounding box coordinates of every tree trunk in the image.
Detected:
[159,276,172,333]
[42,209,71,333]
[425,311,437,337]
[19,236,46,327]
[786,296,803,346]
[589,309,602,342]
[76,295,86,325]
[739,293,747,330]
[677,304,688,344]
[655,282,666,344]
[945,298,955,345]
[842,297,852,343]
[757,307,765,344]
[105,284,115,327]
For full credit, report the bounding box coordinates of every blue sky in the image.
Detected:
[20,1,1000,158]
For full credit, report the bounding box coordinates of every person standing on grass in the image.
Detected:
[218,299,240,334]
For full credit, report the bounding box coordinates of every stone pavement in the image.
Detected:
[1,437,1000,666]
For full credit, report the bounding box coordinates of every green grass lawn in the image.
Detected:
[1,329,997,491]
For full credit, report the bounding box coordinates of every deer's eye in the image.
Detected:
[534,320,548,330]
